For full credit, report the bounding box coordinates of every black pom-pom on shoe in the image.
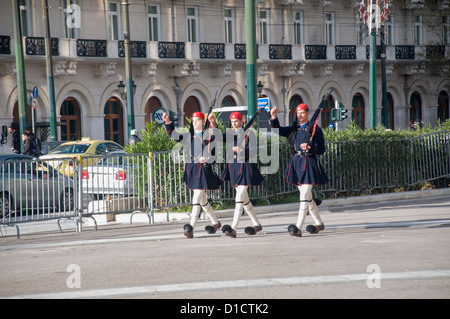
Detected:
[288,224,302,237]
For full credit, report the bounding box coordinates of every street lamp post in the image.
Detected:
[360,0,391,129]
[118,80,136,101]
[121,0,135,137]
[245,0,257,122]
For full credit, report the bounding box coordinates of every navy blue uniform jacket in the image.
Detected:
[165,123,221,190]
[220,129,264,187]
[270,118,329,186]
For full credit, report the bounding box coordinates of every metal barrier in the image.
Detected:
[1,131,449,237]
[0,158,76,238]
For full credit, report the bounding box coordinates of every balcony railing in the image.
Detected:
[76,39,107,57]
[365,45,382,59]
[200,43,225,59]
[336,45,356,59]
[118,41,147,58]
[158,41,185,59]
[426,45,445,60]
[305,45,327,60]
[269,44,292,59]
[25,37,58,56]
[395,45,415,59]
[3,35,443,63]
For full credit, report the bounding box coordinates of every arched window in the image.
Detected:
[60,97,81,141]
[352,93,365,130]
[289,94,303,125]
[104,97,124,145]
[410,91,422,122]
[438,91,449,123]
[183,96,201,126]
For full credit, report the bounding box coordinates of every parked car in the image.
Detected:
[81,151,136,199]
[40,138,124,177]
[40,141,65,156]
[0,154,74,218]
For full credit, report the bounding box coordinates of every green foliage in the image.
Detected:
[125,121,177,154]
[323,120,450,142]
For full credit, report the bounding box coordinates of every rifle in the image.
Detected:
[243,104,267,131]
[238,104,267,150]
[302,89,334,146]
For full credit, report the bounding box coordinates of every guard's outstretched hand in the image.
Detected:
[270,106,278,120]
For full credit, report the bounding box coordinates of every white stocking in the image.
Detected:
[296,185,313,229]
[190,190,205,229]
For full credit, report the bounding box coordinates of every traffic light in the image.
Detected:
[335,101,347,121]
[169,111,178,126]
[331,108,337,122]
[339,107,348,121]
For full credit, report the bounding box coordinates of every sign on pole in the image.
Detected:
[32,86,38,99]
[153,107,166,125]
[31,98,38,110]
[257,97,270,111]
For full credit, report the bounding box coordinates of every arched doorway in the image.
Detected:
[145,96,163,124]
[12,102,32,125]
[60,97,81,141]
[386,93,394,130]
[289,94,303,125]
[221,95,236,107]
[321,94,335,128]
[410,91,422,122]
[352,93,365,130]
[183,96,201,126]
[438,91,449,123]
[104,97,124,145]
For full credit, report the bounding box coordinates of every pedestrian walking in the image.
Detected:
[270,103,329,237]
[22,131,39,157]
[25,128,41,157]
[8,124,21,154]
[163,111,222,238]
[210,112,264,238]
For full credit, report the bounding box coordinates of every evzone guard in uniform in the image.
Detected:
[270,103,329,237]
[209,112,264,238]
[163,111,222,238]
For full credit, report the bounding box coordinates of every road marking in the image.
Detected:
[5,269,450,299]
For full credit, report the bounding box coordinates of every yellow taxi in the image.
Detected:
[39,138,124,177]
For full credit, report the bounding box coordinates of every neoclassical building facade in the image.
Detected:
[0,0,449,152]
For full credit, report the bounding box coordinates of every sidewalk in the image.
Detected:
[2,188,448,238]
[116,187,450,223]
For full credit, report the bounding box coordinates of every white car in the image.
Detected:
[81,151,135,199]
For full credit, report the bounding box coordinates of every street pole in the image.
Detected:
[245,0,257,121]
[369,0,377,129]
[122,0,135,137]
[380,24,388,128]
[12,0,28,150]
[43,0,57,141]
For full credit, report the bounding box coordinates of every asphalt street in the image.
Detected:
[1,190,449,303]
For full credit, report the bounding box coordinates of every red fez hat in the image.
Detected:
[296,103,309,112]
[229,112,243,120]
[191,112,205,119]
